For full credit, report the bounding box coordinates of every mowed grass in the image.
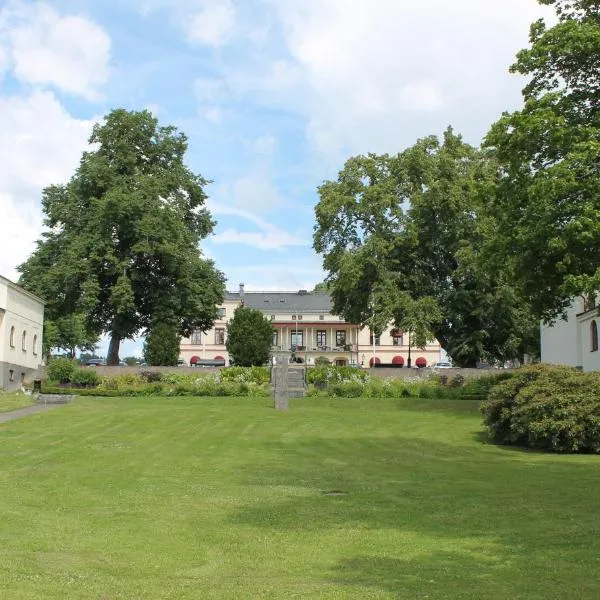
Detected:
[0,391,34,413]
[0,396,599,599]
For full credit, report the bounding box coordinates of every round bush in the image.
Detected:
[481,364,600,453]
[71,368,101,388]
[46,357,76,384]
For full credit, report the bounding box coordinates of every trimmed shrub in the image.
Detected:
[314,356,331,366]
[329,381,365,397]
[46,357,76,384]
[140,370,163,383]
[71,368,101,388]
[449,373,465,389]
[307,366,369,386]
[481,364,600,453]
[220,366,270,385]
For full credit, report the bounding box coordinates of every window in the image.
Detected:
[21,330,27,351]
[298,315,303,320]
[292,314,302,320]
[9,326,15,348]
[369,331,381,346]
[8,369,14,382]
[270,315,275,321]
[33,335,38,356]
[316,330,327,347]
[214,328,225,345]
[291,331,303,349]
[272,331,278,347]
[592,321,598,352]
[336,330,347,347]
[217,307,226,318]
[319,315,324,320]
[392,330,404,346]
[190,330,202,344]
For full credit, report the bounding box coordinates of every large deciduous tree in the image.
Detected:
[485,0,600,321]
[19,109,225,364]
[226,307,273,367]
[314,129,539,367]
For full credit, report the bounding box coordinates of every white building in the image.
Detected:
[0,276,45,390]
[180,285,441,368]
[540,296,600,372]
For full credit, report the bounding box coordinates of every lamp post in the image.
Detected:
[371,304,376,369]
[407,328,412,368]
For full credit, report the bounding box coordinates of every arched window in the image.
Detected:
[9,326,15,348]
[33,334,38,356]
[591,321,598,352]
[21,330,27,351]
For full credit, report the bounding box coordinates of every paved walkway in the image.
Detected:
[0,403,64,424]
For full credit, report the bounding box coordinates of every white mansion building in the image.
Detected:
[180,285,441,368]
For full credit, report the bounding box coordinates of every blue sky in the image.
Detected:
[0,0,553,357]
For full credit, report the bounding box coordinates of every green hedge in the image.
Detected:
[42,381,271,397]
[46,358,76,384]
[307,366,369,386]
[481,364,600,453]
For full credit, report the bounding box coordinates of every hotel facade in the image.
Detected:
[180,286,441,368]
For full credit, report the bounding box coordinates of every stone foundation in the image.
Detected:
[0,362,42,391]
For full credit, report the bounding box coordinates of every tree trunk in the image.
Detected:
[107,332,121,365]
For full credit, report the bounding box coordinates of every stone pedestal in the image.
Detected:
[273,356,289,411]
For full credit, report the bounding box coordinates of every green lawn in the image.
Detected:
[0,391,34,413]
[0,396,598,599]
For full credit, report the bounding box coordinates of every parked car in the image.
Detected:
[86,358,105,367]
[430,361,453,370]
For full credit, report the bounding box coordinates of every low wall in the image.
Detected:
[368,367,515,379]
[66,364,513,381]
[82,365,220,377]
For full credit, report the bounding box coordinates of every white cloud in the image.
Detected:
[221,263,325,292]
[207,201,307,251]
[1,2,111,100]
[212,172,282,213]
[0,90,95,193]
[183,0,236,47]
[0,45,7,79]
[0,193,43,281]
[253,134,277,155]
[249,0,557,160]
[0,89,96,280]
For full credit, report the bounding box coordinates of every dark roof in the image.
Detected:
[225,291,333,313]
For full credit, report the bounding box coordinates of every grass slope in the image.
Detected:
[0,391,34,413]
[0,396,598,599]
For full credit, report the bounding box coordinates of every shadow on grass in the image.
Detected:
[329,551,507,599]
[226,433,599,598]
[392,396,483,418]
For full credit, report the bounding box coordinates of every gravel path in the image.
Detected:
[0,402,66,424]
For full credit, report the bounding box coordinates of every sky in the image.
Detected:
[0,0,554,357]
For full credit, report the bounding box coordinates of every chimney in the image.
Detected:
[239,283,245,296]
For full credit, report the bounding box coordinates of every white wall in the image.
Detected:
[0,278,44,370]
[578,312,600,372]
[540,300,582,368]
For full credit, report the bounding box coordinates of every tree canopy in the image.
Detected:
[144,321,181,366]
[19,109,225,364]
[485,0,600,321]
[226,307,273,367]
[314,129,539,367]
